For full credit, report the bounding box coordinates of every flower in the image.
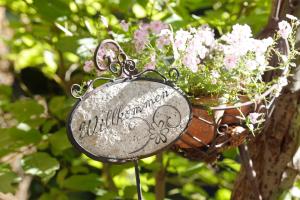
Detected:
[149,21,168,34]
[83,60,94,72]
[149,121,169,144]
[224,54,238,70]
[187,37,208,59]
[133,27,149,51]
[222,24,252,44]
[278,20,292,39]
[182,53,199,72]
[144,53,156,70]
[286,14,298,21]
[195,25,215,47]
[174,29,192,51]
[156,29,171,49]
[246,60,258,71]
[249,112,261,124]
[278,76,288,87]
[120,20,129,31]
[211,70,220,84]
[211,70,220,78]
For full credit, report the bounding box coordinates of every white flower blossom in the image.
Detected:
[246,60,258,71]
[286,14,298,21]
[222,24,252,44]
[278,76,288,87]
[278,20,292,39]
[174,29,192,51]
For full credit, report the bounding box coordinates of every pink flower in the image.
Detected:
[120,20,129,31]
[133,28,149,51]
[144,53,156,70]
[156,29,171,49]
[149,21,168,34]
[224,55,238,70]
[278,20,292,39]
[83,60,94,72]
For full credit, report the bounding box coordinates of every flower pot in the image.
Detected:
[221,96,254,124]
[175,96,254,149]
[175,96,223,148]
[176,107,215,148]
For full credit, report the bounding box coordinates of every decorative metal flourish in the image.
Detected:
[94,39,137,77]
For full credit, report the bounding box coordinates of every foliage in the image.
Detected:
[1,0,298,200]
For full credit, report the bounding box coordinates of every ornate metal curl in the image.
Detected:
[94,39,137,77]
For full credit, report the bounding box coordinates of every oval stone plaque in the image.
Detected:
[67,79,191,163]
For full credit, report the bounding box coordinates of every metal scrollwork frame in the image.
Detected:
[71,39,180,100]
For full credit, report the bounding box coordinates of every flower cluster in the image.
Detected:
[82,15,299,104]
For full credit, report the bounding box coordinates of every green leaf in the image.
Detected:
[0,164,20,193]
[215,188,231,200]
[49,96,74,121]
[6,99,44,122]
[14,44,44,70]
[62,174,101,192]
[39,188,68,200]
[32,0,71,21]
[218,158,241,172]
[21,152,60,182]
[197,166,219,185]
[55,37,79,53]
[49,128,72,156]
[96,192,119,200]
[0,85,12,107]
[56,168,68,188]
[0,128,41,157]
[42,119,58,134]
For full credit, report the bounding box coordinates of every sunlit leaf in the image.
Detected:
[0,164,20,194]
[0,128,41,157]
[6,99,44,122]
[62,174,102,192]
[21,152,60,182]
[215,188,231,200]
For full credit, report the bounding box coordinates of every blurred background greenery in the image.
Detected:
[1,0,299,200]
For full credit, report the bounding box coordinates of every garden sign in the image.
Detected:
[67,40,192,163]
